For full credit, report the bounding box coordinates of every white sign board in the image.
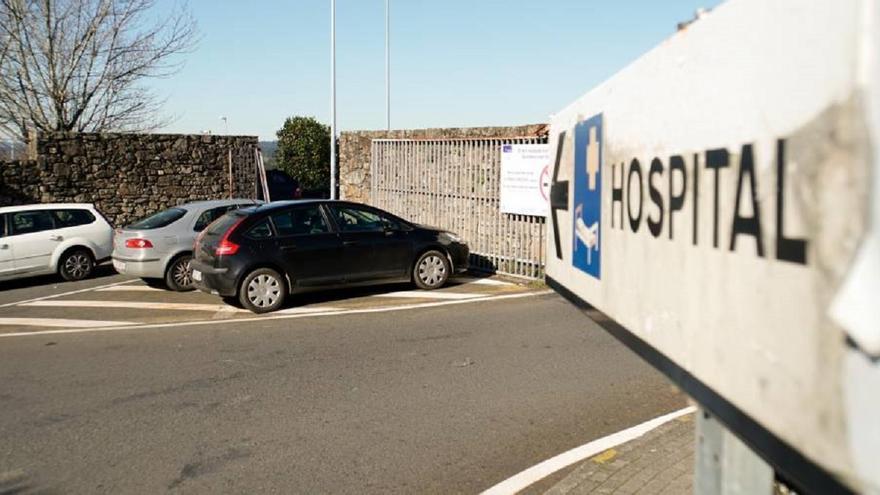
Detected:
[545,0,879,492]
[500,144,551,216]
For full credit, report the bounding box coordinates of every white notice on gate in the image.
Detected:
[499,144,551,216]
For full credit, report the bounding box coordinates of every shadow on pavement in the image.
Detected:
[0,263,119,292]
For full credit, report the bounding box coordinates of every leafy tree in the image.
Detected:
[0,0,198,140]
[275,116,330,190]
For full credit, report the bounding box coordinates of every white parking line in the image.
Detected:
[20,300,245,313]
[95,285,164,292]
[478,406,697,495]
[457,277,515,286]
[0,278,138,308]
[0,290,554,338]
[372,291,485,300]
[0,318,135,328]
[275,306,344,314]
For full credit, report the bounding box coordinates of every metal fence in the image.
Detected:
[371,137,547,279]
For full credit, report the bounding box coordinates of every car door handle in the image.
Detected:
[49,234,63,241]
[343,240,357,247]
[280,244,297,251]
[0,244,8,250]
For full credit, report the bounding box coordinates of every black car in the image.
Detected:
[191,200,469,313]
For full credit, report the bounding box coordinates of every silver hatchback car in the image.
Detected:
[112,199,261,290]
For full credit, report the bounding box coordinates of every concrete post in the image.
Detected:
[695,409,774,495]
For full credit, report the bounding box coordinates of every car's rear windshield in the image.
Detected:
[204,211,247,236]
[127,208,186,230]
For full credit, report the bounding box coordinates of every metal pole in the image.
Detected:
[330,0,338,200]
[385,0,390,131]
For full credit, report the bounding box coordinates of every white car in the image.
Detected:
[0,203,113,282]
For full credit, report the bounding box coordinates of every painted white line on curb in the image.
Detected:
[0,290,554,338]
[94,285,163,292]
[371,291,484,300]
[0,318,136,328]
[0,278,138,308]
[20,300,245,313]
[479,406,697,495]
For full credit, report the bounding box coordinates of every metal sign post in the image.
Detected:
[385,0,390,131]
[329,0,337,200]
[545,0,879,492]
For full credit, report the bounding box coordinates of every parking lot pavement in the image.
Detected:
[0,271,541,336]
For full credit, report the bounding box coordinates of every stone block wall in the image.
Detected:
[338,124,548,203]
[0,132,258,226]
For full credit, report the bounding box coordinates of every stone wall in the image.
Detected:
[338,124,548,203]
[0,132,258,226]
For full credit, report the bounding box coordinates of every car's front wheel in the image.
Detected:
[413,250,450,290]
[238,268,287,313]
[59,248,94,281]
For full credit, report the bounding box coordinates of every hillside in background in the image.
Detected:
[259,141,278,168]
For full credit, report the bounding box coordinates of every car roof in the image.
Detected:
[176,199,262,211]
[247,199,364,214]
[0,203,95,214]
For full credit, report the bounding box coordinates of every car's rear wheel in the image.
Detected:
[413,250,449,290]
[59,249,94,281]
[165,254,194,292]
[239,268,287,313]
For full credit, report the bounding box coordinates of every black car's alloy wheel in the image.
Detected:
[239,268,287,313]
[59,249,94,281]
[413,250,449,290]
[165,254,194,291]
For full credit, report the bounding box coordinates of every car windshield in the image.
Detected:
[127,208,186,230]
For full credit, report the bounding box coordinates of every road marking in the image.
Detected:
[457,277,514,286]
[275,306,344,314]
[372,290,484,300]
[95,285,164,292]
[0,278,138,308]
[20,300,245,313]
[0,317,135,328]
[0,290,553,338]
[479,406,697,495]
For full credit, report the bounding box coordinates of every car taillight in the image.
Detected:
[125,238,153,248]
[214,216,246,256]
[215,239,239,256]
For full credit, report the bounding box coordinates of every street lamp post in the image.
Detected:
[330,0,337,199]
[220,116,228,135]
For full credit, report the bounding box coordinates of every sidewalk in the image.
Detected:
[544,412,696,495]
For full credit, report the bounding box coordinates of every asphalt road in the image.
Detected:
[0,278,685,494]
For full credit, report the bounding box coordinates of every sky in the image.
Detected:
[152,0,724,141]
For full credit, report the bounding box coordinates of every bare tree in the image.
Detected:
[0,0,197,140]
